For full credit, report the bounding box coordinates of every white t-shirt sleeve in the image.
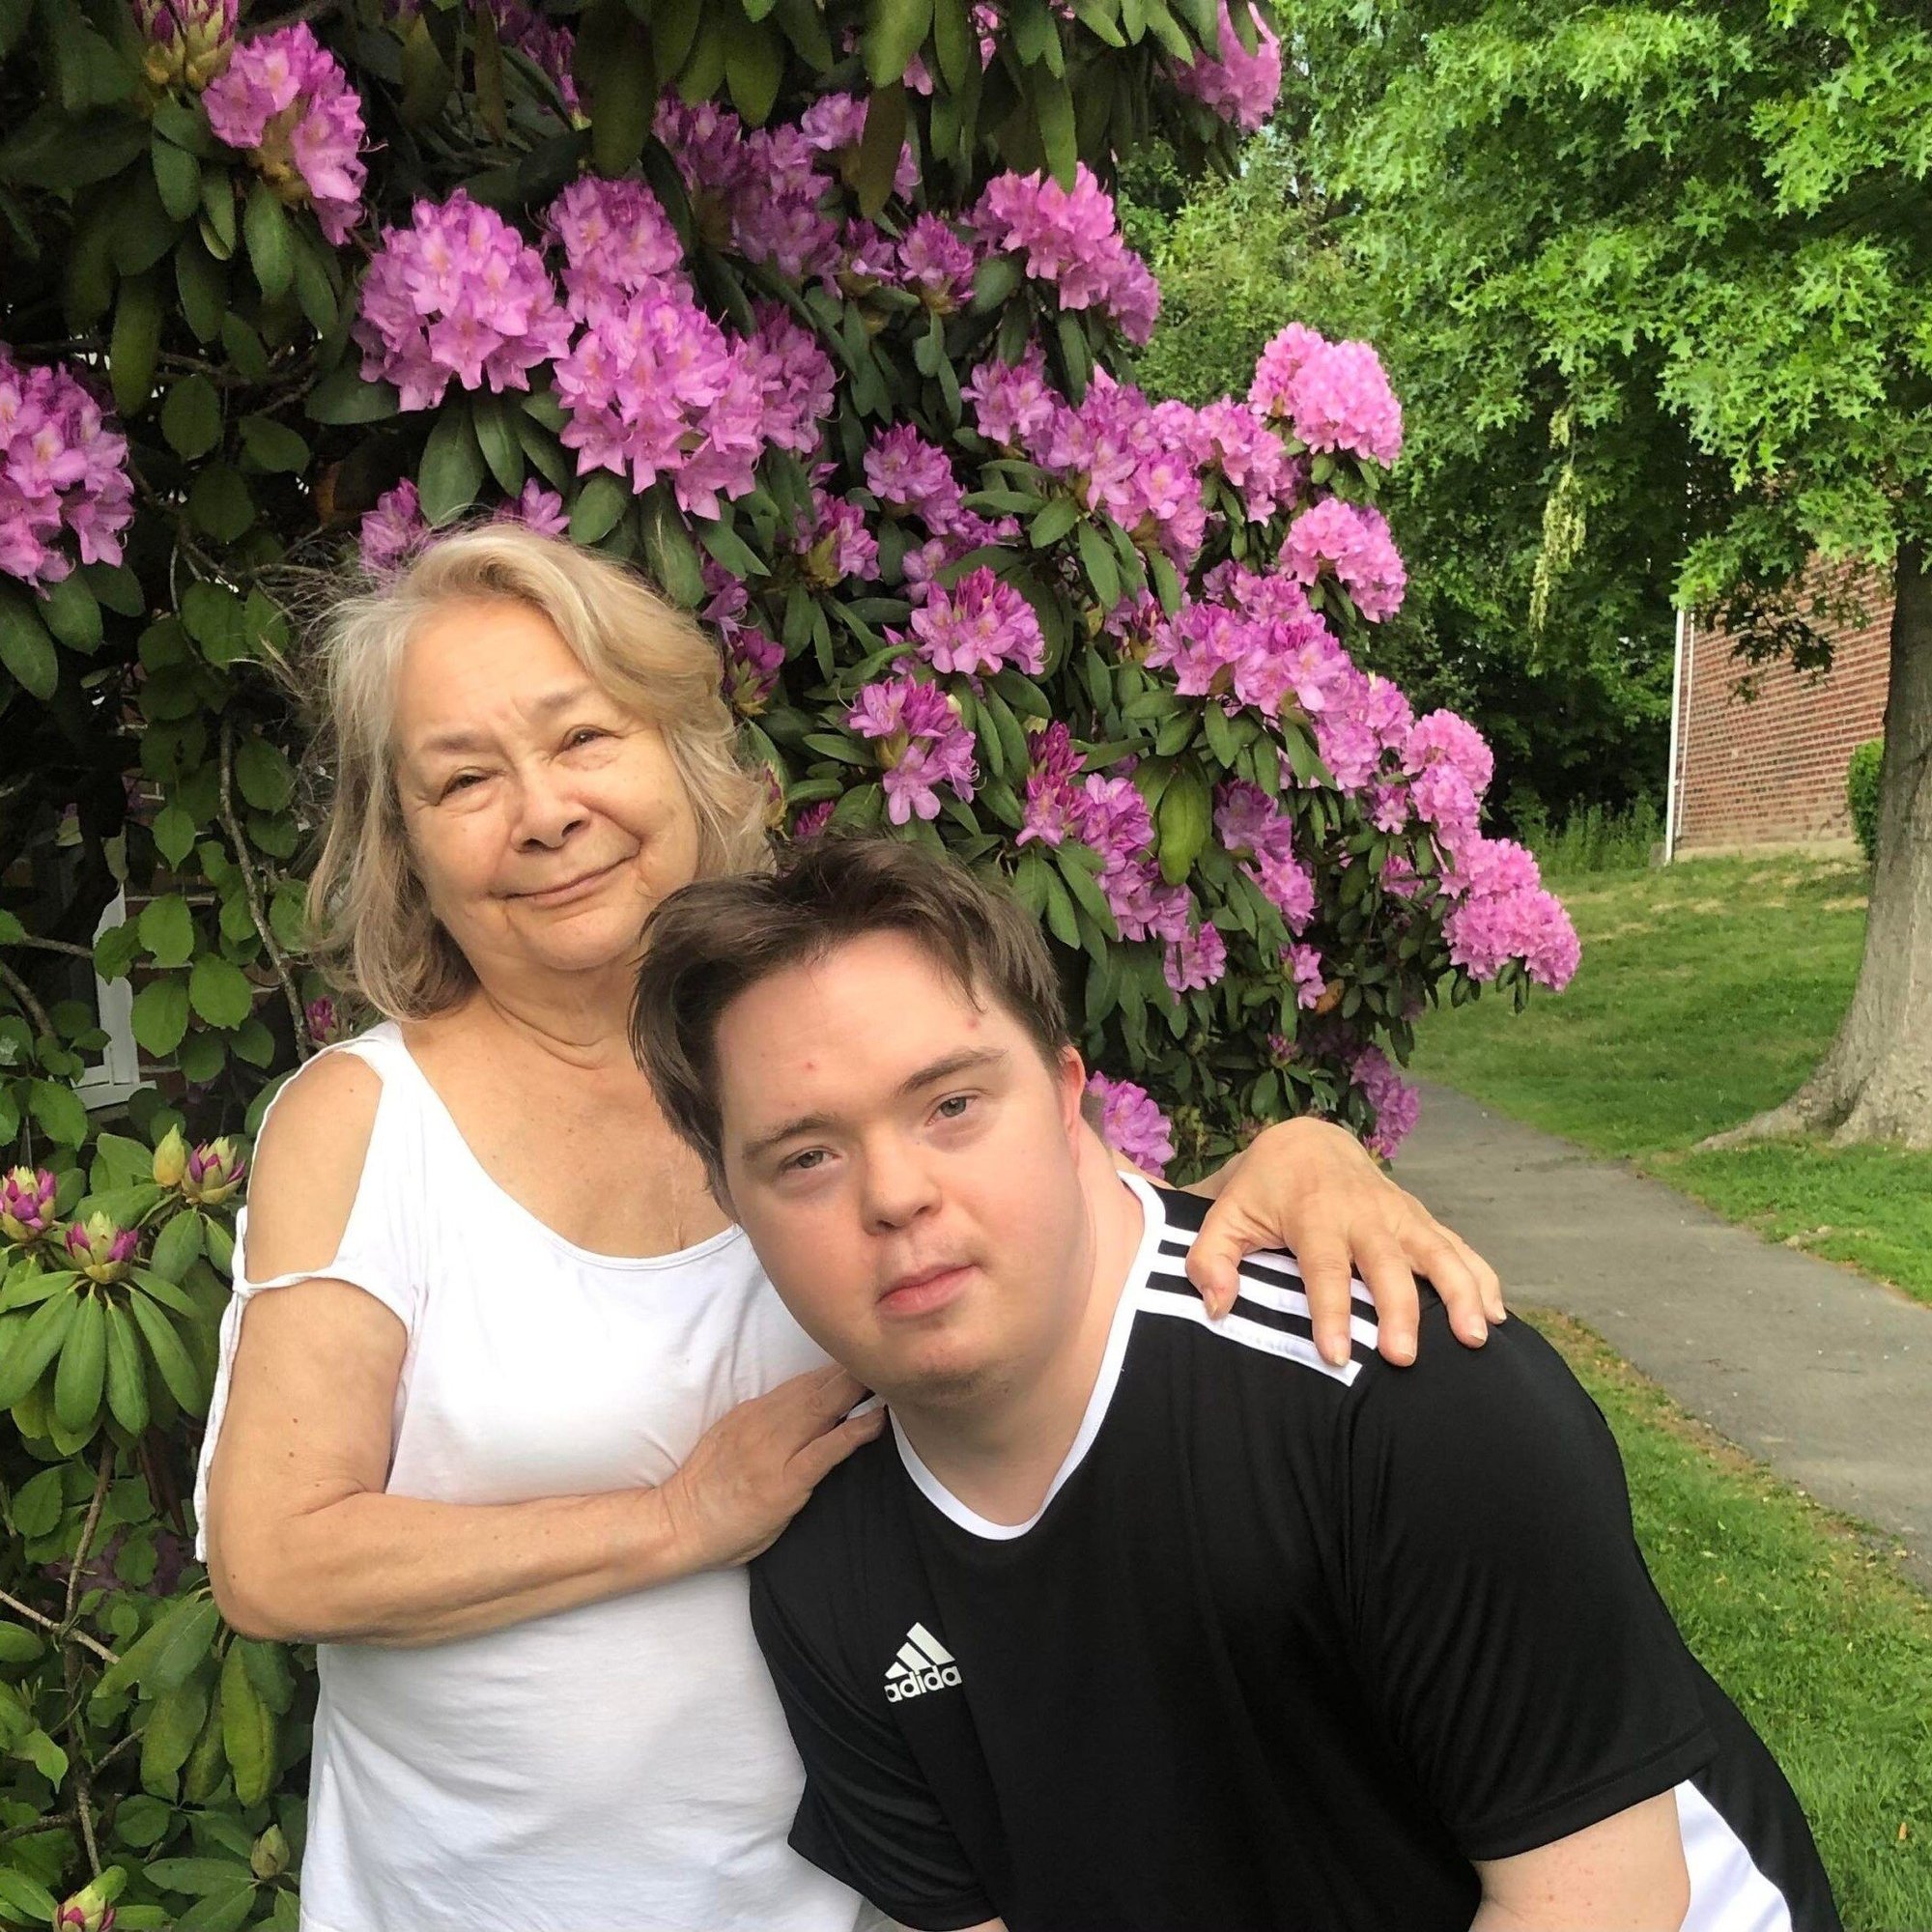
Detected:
[192,1045,425,1558]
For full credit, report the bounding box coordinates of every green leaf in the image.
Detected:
[471,394,524,496]
[103,1301,149,1436]
[1076,520,1120,610]
[175,234,227,344]
[1156,760,1211,885]
[150,802,197,869]
[1029,498,1080,548]
[111,272,162,418]
[28,1079,88,1147]
[125,1290,207,1415]
[53,1291,106,1435]
[569,470,630,546]
[305,368,400,425]
[187,956,254,1031]
[141,1678,210,1800]
[40,572,100,652]
[10,1465,67,1539]
[0,1293,76,1411]
[152,132,201,222]
[696,517,767,581]
[865,0,933,87]
[239,415,309,474]
[586,6,656,176]
[0,589,57,699]
[234,738,295,812]
[129,979,190,1058]
[148,1210,204,1285]
[932,0,973,87]
[398,12,455,125]
[418,406,485,526]
[724,16,783,124]
[175,1885,260,1932]
[852,81,909,219]
[186,464,253,544]
[0,1867,58,1924]
[220,1637,275,1806]
[139,895,196,970]
[161,375,222,461]
[1033,67,1077,185]
[641,492,706,607]
[141,1856,255,1898]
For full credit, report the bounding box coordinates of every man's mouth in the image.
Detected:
[877,1263,976,1319]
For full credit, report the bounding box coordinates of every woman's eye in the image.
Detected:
[441,772,486,798]
[566,727,608,749]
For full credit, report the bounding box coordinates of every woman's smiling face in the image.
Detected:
[392,596,702,988]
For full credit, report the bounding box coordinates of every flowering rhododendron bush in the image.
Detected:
[0,0,1575,1917]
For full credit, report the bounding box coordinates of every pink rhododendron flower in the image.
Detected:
[355,189,571,412]
[784,488,878,589]
[1085,1072,1176,1178]
[799,93,920,198]
[1172,0,1282,132]
[1165,918,1228,994]
[1017,721,1085,847]
[964,343,1060,451]
[204,22,366,243]
[971,165,1160,346]
[1248,323,1329,419]
[1280,498,1407,622]
[846,676,978,823]
[358,477,427,577]
[546,177,685,318]
[1033,371,1207,564]
[1187,398,1299,522]
[306,997,343,1045]
[1405,707,1495,798]
[1351,1044,1420,1160]
[483,0,578,112]
[1284,339,1404,467]
[1214,781,1316,930]
[1442,838,1582,989]
[791,800,835,839]
[183,1137,247,1207]
[906,567,1045,677]
[865,425,969,534]
[898,214,979,313]
[493,478,569,537]
[743,303,838,460]
[0,348,132,587]
[1284,942,1326,1010]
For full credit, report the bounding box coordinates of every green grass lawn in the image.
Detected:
[1414,853,1932,1305]
[1544,1310,1932,1932]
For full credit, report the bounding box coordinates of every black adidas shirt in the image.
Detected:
[750,1179,1839,1932]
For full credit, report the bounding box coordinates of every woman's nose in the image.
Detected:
[511,765,588,848]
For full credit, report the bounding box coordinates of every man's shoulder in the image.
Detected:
[753,1421,907,1612]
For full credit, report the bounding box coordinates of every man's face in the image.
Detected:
[715,930,1093,1406]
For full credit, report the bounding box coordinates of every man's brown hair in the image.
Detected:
[632,836,1075,1196]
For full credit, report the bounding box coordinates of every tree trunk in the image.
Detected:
[1703,540,1932,1151]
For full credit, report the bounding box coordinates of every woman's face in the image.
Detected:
[392,596,702,990]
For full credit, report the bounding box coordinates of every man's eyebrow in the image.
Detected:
[736,1045,1013,1166]
[412,684,600,760]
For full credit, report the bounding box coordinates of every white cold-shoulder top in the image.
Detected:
[193,1023,866,1932]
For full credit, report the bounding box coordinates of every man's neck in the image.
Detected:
[895,1151,1151,1527]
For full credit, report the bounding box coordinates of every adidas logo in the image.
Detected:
[884,1622,962,1703]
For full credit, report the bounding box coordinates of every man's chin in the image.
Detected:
[867,1342,1006,1411]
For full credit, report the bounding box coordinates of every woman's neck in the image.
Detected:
[453,963,642,1076]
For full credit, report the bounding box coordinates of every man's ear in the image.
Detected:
[1055,1043,1089,1145]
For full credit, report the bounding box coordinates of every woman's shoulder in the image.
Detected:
[244,1034,407,1279]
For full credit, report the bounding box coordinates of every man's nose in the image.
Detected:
[859,1135,942,1233]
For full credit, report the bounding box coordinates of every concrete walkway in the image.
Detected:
[1395,1082,1932,1594]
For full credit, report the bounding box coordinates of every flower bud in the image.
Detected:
[133,0,236,89]
[0,1168,57,1244]
[250,1824,290,1881]
[51,1864,124,1932]
[305,996,339,1046]
[64,1214,139,1287]
[181,1137,246,1208]
[152,1125,188,1190]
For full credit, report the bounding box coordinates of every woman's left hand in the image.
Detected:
[1186,1117,1504,1369]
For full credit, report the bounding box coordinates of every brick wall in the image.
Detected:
[1673,562,1893,852]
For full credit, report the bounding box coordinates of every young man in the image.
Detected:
[632,838,1838,1932]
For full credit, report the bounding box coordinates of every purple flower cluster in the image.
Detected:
[0,349,132,588]
[744,304,838,459]
[972,166,1160,346]
[1351,1044,1420,1160]
[204,22,366,244]
[1280,498,1407,622]
[1164,918,1228,995]
[1172,0,1283,133]
[355,190,571,412]
[357,475,567,579]
[1214,781,1315,930]
[1284,941,1326,1010]
[1442,838,1581,990]
[1250,325,1404,468]
[964,344,1061,452]
[898,214,979,314]
[784,487,878,590]
[846,676,978,824]
[906,568,1045,677]
[1085,1072,1176,1179]
[484,0,579,112]
[1145,567,1340,719]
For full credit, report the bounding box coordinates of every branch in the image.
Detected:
[0,935,94,961]
[219,719,313,1062]
[0,1591,118,1667]
[0,1811,74,1849]
[0,957,54,1041]
[64,1446,115,1881]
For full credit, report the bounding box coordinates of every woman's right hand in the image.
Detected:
[660,1367,887,1571]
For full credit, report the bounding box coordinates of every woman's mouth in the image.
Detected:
[514,861,623,906]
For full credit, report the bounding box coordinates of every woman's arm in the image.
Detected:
[1166,1116,1505,1368]
[204,1056,879,1649]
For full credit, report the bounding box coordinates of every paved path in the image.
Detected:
[1395,1082,1932,1594]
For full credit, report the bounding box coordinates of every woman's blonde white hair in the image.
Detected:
[300,524,771,1021]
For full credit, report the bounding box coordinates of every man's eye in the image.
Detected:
[782,1149,827,1175]
[934,1094,975,1122]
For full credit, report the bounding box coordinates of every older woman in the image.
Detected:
[199,525,1501,1932]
